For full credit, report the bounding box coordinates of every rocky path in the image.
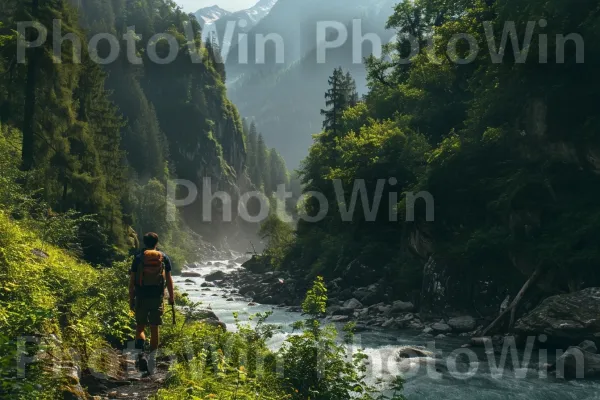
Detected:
[84,355,171,400]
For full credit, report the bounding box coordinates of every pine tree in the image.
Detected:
[247,122,261,187]
[268,149,289,193]
[320,67,358,139]
[256,133,269,191]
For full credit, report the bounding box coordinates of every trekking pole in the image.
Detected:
[171,303,176,325]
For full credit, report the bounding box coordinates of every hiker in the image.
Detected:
[129,232,175,372]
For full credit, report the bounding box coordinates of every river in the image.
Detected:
[174,258,600,399]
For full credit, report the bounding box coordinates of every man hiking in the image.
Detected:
[129,232,175,372]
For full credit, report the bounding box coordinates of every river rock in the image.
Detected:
[432,322,452,333]
[239,284,262,296]
[181,271,202,278]
[343,298,363,310]
[390,300,414,313]
[551,345,600,379]
[201,282,215,288]
[397,345,435,359]
[205,271,227,281]
[189,309,219,321]
[579,340,598,354]
[332,307,355,316]
[331,315,350,322]
[447,316,476,333]
[514,287,600,346]
[184,279,195,283]
[407,319,425,330]
[242,256,270,274]
[382,318,396,328]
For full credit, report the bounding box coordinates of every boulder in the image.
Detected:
[514,287,600,346]
[189,309,219,321]
[579,340,598,354]
[332,307,355,317]
[551,345,600,379]
[181,271,202,278]
[390,300,414,313]
[397,346,435,359]
[447,316,476,333]
[407,319,425,330]
[239,284,262,296]
[431,323,452,333]
[382,318,396,328]
[242,256,270,274]
[184,279,195,283]
[200,282,215,288]
[343,298,363,310]
[205,271,227,281]
[331,315,350,323]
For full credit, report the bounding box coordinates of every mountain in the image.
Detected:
[194,5,232,26]
[226,0,397,167]
[196,0,278,53]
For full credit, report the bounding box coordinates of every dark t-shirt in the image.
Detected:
[130,249,173,274]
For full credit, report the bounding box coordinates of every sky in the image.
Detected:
[176,0,258,13]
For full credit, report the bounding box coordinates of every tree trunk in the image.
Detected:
[480,264,543,337]
[22,0,40,171]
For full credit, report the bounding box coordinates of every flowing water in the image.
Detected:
[175,258,600,399]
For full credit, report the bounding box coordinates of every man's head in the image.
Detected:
[143,232,159,249]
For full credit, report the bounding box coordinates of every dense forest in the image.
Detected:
[259,0,600,327]
[0,0,290,267]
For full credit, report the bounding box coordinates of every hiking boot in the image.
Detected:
[138,353,149,372]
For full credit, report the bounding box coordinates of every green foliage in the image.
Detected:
[259,212,295,269]
[285,0,600,310]
[279,277,406,400]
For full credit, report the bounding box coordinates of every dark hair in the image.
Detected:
[143,232,159,248]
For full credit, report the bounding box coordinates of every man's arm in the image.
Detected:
[129,272,136,310]
[166,272,175,305]
[129,256,138,310]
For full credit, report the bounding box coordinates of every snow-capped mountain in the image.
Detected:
[194,5,231,26]
[194,0,278,29]
[241,0,278,25]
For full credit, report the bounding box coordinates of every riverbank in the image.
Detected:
[176,256,600,399]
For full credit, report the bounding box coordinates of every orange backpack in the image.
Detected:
[136,250,166,291]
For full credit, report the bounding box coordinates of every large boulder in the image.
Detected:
[181,271,202,277]
[343,298,363,310]
[242,256,270,274]
[447,316,476,333]
[390,300,414,313]
[431,322,452,333]
[397,345,435,359]
[551,343,600,379]
[514,287,600,345]
[205,270,227,281]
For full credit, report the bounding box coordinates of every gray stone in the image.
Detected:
[447,316,476,333]
[343,298,363,310]
[579,340,598,354]
[551,346,600,379]
[397,346,435,359]
[515,288,600,346]
[431,323,452,333]
[332,307,355,316]
[205,271,227,281]
[181,271,202,277]
[331,315,350,322]
[390,300,414,313]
